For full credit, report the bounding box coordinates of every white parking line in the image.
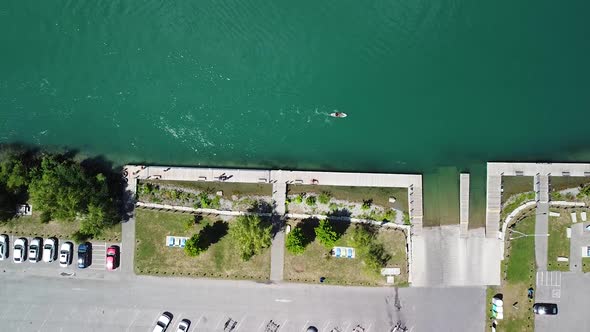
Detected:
[322,321,331,332]
[125,309,141,331]
[234,314,247,331]
[301,320,310,332]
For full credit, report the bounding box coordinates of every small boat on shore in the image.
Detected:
[329,112,347,118]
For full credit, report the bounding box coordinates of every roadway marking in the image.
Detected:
[234,314,247,331]
[125,309,140,331]
[300,320,310,332]
[275,299,292,303]
[321,321,331,332]
[536,271,561,287]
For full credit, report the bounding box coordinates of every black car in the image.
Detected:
[77,242,92,268]
[533,303,558,315]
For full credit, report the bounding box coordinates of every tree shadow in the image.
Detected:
[296,217,320,247]
[329,219,350,240]
[327,208,352,218]
[247,200,273,214]
[197,220,229,250]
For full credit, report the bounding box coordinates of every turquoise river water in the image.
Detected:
[1,1,590,224]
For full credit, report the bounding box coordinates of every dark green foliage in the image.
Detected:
[314,220,339,248]
[350,224,375,249]
[305,195,317,206]
[229,215,271,261]
[364,242,391,273]
[184,233,204,256]
[318,192,331,204]
[0,156,30,193]
[286,227,305,254]
[579,184,590,197]
[361,199,373,210]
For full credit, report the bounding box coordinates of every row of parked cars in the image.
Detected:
[0,234,119,270]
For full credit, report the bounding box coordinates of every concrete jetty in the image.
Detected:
[459,173,470,237]
[125,165,423,282]
[486,162,590,238]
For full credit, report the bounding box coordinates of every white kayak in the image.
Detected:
[329,112,347,118]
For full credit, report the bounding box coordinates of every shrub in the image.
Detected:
[184,233,204,257]
[403,212,411,225]
[210,196,221,209]
[382,209,397,222]
[350,225,375,250]
[318,192,331,204]
[361,199,373,210]
[286,227,305,254]
[305,195,317,206]
[229,215,272,261]
[314,220,339,248]
[294,193,304,204]
[364,242,391,273]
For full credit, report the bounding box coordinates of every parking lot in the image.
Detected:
[0,234,123,278]
[0,271,486,332]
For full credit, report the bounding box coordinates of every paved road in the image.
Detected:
[0,272,485,332]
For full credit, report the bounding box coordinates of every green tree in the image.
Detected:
[0,157,30,193]
[364,242,391,273]
[350,224,375,250]
[184,233,204,256]
[286,227,305,254]
[229,215,271,261]
[314,220,339,248]
[79,203,108,236]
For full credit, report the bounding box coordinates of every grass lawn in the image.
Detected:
[501,176,533,205]
[283,219,408,286]
[547,214,571,271]
[549,176,590,192]
[489,214,536,332]
[143,180,272,198]
[501,192,535,222]
[582,257,590,273]
[134,208,270,280]
[0,212,122,242]
[287,184,408,212]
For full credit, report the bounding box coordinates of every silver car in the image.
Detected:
[0,234,8,260]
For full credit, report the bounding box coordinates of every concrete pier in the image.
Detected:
[486,162,590,239]
[459,173,470,237]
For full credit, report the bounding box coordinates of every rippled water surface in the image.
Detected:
[1,1,590,223]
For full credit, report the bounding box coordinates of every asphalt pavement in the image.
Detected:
[0,271,485,332]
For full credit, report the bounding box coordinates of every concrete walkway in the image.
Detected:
[270,181,286,282]
[535,174,550,271]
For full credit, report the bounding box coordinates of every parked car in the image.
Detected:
[59,241,73,267]
[13,237,27,263]
[0,234,8,260]
[106,245,118,271]
[176,319,190,332]
[533,303,558,315]
[28,237,43,263]
[153,312,173,332]
[77,242,92,268]
[306,327,318,332]
[42,237,58,263]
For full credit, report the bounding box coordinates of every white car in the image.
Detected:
[13,238,27,263]
[43,238,57,263]
[29,237,42,263]
[0,234,8,260]
[59,242,73,267]
[177,319,191,332]
[153,312,173,332]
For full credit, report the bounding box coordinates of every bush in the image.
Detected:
[403,212,411,225]
[184,233,204,256]
[364,242,391,273]
[286,227,305,254]
[382,209,397,222]
[314,220,339,248]
[361,199,373,210]
[318,192,331,204]
[305,195,317,206]
[294,193,304,204]
[229,215,271,261]
[210,196,221,209]
[350,225,375,250]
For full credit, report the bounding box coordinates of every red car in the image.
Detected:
[106,246,119,270]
